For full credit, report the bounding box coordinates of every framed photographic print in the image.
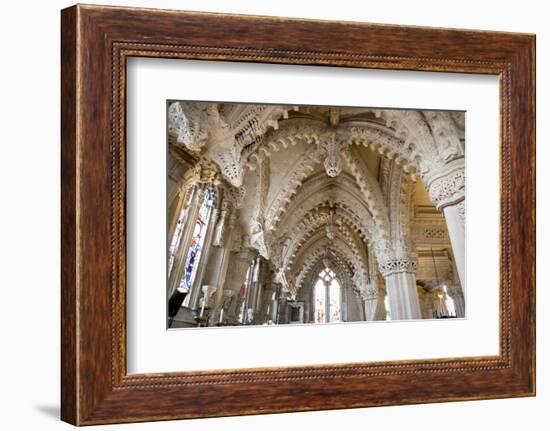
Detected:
[61,4,535,425]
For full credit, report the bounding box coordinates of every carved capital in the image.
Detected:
[425,159,465,210]
[378,255,418,277]
[187,157,221,187]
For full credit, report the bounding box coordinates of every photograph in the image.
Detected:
[166,101,466,328]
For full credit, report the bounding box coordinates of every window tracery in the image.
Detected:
[314,268,342,323]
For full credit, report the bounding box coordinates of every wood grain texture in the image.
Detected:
[60,4,536,425]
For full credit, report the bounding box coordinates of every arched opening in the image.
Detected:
[313,268,342,323]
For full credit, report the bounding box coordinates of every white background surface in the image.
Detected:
[127,59,499,373]
[0,0,547,430]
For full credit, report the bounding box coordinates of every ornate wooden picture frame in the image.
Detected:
[61,4,535,425]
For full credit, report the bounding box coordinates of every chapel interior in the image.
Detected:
[166,102,466,328]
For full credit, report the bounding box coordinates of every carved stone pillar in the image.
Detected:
[362,281,387,321]
[224,248,257,322]
[362,249,384,321]
[363,294,378,321]
[379,257,421,320]
[270,295,279,323]
[425,159,465,290]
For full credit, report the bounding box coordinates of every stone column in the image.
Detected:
[186,206,220,310]
[419,289,435,319]
[363,288,387,321]
[204,202,235,324]
[447,283,465,318]
[270,296,279,323]
[425,159,466,290]
[363,294,378,321]
[167,184,191,241]
[380,257,421,320]
[223,248,257,322]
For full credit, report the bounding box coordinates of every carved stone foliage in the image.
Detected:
[378,256,418,277]
[422,111,464,163]
[426,161,465,210]
[168,101,289,187]
[255,118,415,172]
[168,102,217,151]
[183,157,221,187]
[254,111,463,178]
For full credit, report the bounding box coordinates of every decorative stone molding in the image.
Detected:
[340,146,392,256]
[457,200,466,228]
[248,154,270,258]
[168,102,290,187]
[255,118,416,173]
[289,230,363,277]
[381,158,417,258]
[281,208,369,284]
[272,174,376,247]
[184,157,221,187]
[322,133,342,177]
[422,111,464,163]
[264,148,323,230]
[413,225,449,242]
[378,255,418,277]
[249,217,269,259]
[208,149,243,187]
[293,246,355,294]
[225,185,246,209]
[170,103,465,192]
[325,209,336,240]
[168,102,216,151]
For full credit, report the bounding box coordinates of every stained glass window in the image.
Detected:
[177,188,213,293]
[314,279,326,323]
[314,268,341,323]
[329,278,341,322]
[167,192,193,275]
